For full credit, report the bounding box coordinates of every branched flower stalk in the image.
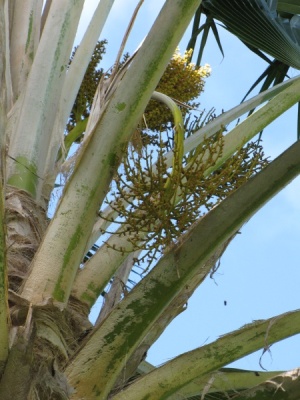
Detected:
[93,51,268,271]
[101,115,269,271]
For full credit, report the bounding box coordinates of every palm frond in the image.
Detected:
[202,0,300,69]
[188,1,300,139]
[187,6,224,65]
[277,0,300,14]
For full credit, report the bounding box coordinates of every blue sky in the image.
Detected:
[77,1,300,372]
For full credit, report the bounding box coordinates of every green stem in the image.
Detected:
[112,310,300,400]
[151,91,184,198]
[57,118,88,161]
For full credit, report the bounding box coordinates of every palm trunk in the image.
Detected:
[3,187,92,399]
[6,186,47,291]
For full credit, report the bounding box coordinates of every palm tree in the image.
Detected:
[0,1,300,399]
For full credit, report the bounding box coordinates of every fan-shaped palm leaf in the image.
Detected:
[188,1,300,137]
[201,0,300,69]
